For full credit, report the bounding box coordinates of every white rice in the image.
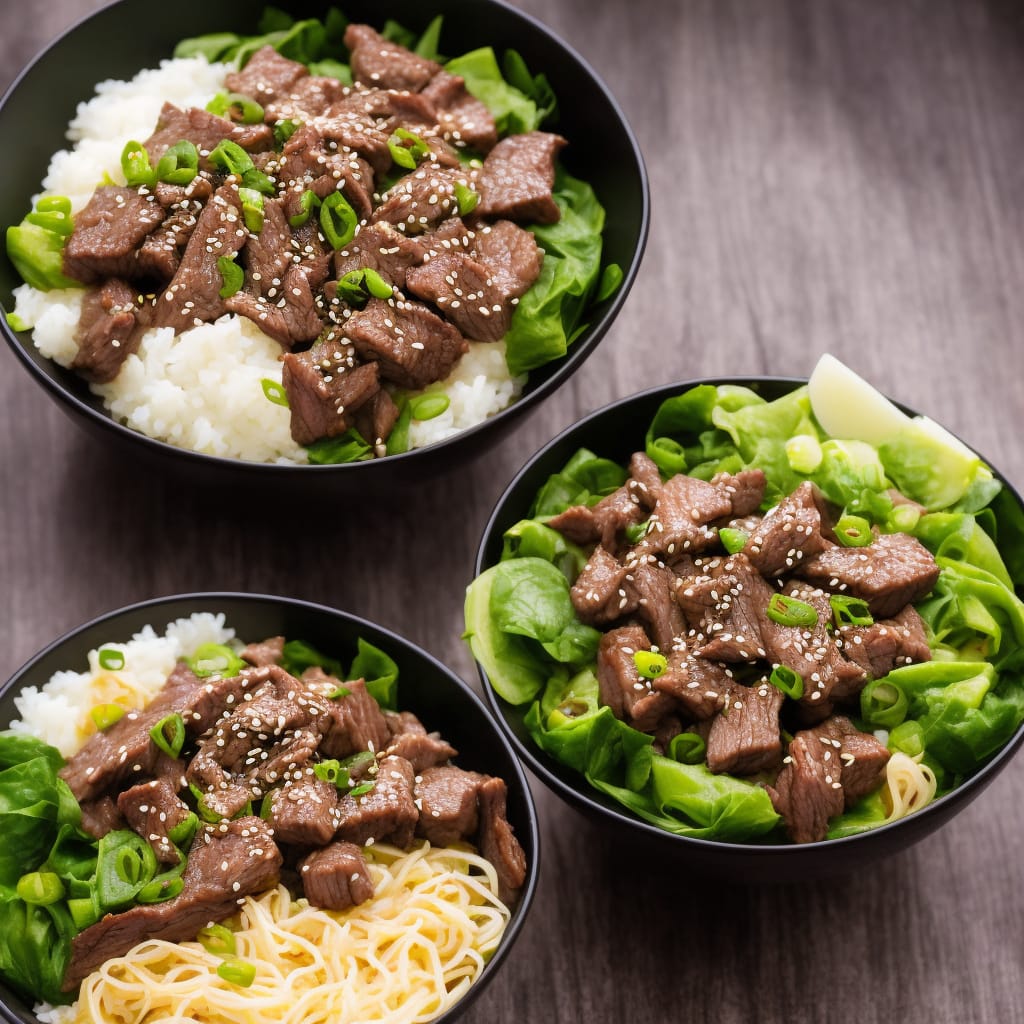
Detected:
[9,612,235,758]
[12,58,526,464]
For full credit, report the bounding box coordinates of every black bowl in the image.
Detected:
[472,377,1024,880]
[0,0,648,491]
[0,592,539,1024]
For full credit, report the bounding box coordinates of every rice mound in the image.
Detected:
[13,57,527,464]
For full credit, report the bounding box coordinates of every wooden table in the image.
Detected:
[2,1,1023,1021]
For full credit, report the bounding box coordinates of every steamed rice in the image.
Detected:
[12,58,527,463]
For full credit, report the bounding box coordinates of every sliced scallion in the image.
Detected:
[217,958,256,987]
[830,594,874,627]
[718,527,748,554]
[98,646,126,671]
[207,91,265,124]
[261,377,289,407]
[16,871,64,906]
[217,255,244,299]
[121,139,157,188]
[668,732,706,765]
[288,188,320,228]
[408,392,450,421]
[834,514,873,547]
[149,712,185,760]
[861,678,909,730]
[633,650,667,679]
[239,186,265,234]
[199,922,237,958]
[387,127,429,169]
[768,665,805,700]
[766,592,819,628]
[155,140,199,185]
[189,642,246,678]
[319,192,357,249]
[453,181,479,216]
[362,268,393,299]
[90,703,126,732]
[326,685,351,699]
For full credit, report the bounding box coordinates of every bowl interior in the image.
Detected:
[0,0,648,479]
[474,377,1024,876]
[0,592,539,1024]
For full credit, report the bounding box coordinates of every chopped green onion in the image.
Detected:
[624,520,649,544]
[830,594,874,627]
[337,268,370,305]
[155,140,199,185]
[189,642,246,678]
[26,195,74,236]
[68,896,99,930]
[319,192,358,249]
[387,127,429,169]
[889,504,921,533]
[409,392,450,421]
[98,646,126,671]
[453,181,479,216]
[239,187,265,233]
[137,875,184,903]
[349,781,375,798]
[149,712,185,760]
[768,665,805,700]
[888,720,924,758]
[6,311,31,332]
[96,830,157,911]
[217,255,244,298]
[314,759,343,786]
[207,139,275,195]
[766,592,819,628]
[217,958,256,987]
[90,703,126,731]
[199,923,237,958]
[861,678,909,729]
[288,189,320,228]
[261,377,289,407]
[633,650,667,679]
[668,732,706,765]
[121,140,157,188]
[206,91,265,124]
[168,811,199,849]
[834,514,873,547]
[718,527,748,554]
[274,118,302,146]
[363,268,393,299]
[326,686,351,699]
[16,871,64,906]
[785,434,823,474]
[189,782,223,823]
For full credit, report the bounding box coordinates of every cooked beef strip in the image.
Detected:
[344,23,443,92]
[651,650,730,721]
[476,131,566,224]
[226,260,324,350]
[632,474,740,561]
[241,636,285,667]
[301,673,392,761]
[298,840,374,910]
[117,778,192,865]
[548,484,646,552]
[334,754,418,848]
[570,545,637,625]
[385,729,457,772]
[414,765,483,846]
[371,165,469,235]
[135,199,203,282]
[224,45,310,105]
[344,296,467,390]
[334,221,427,290]
[706,679,785,775]
[62,187,166,284]
[838,605,932,679]
[797,531,941,618]
[78,796,125,839]
[741,481,831,577]
[626,559,687,650]
[766,727,845,844]
[277,125,377,220]
[63,817,281,990]
[715,469,769,517]
[477,776,527,904]
[421,70,498,153]
[596,625,678,731]
[238,196,293,296]
[142,102,272,168]
[819,715,891,806]
[628,452,664,508]
[71,278,139,383]
[266,768,341,847]
[353,387,401,448]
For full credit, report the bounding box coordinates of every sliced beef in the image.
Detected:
[741,481,830,577]
[819,715,892,806]
[334,221,427,290]
[238,197,293,296]
[135,196,205,283]
[570,545,637,626]
[62,187,165,284]
[385,729,457,772]
[414,765,483,846]
[766,727,845,844]
[302,674,392,761]
[838,605,932,679]
[476,776,527,904]
[714,469,768,517]
[266,769,341,847]
[143,102,272,167]
[651,651,730,721]
[334,754,418,848]
[626,559,687,651]
[78,796,125,839]
[628,452,664,508]
[353,387,401,448]
[71,278,139,383]
[63,817,281,990]
[797,532,941,618]
[421,70,498,153]
[277,125,377,219]
[117,778,192,864]
[371,165,469,235]
[226,261,324,350]
[298,840,374,910]
[344,23,442,92]
[151,185,246,333]
[547,485,645,552]
[634,474,736,561]
[344,296,467,390]
[224,45,310,104]
[596,625,678,731]
[476,131,566,224]
[241,636,285,667]
[706,679,784,775]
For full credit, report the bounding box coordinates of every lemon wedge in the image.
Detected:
[808,353,911,445]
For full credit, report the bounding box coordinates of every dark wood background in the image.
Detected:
[3,1,1024,1020]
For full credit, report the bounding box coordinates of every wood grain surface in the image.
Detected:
[2,1,1024,1021]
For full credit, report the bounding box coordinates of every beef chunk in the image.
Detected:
[335,754,418,848]
[117,778,192,864]
[385,729,457,772]
[303,674,392,761]
[820,715,892,806]
[78,796,125,839]
[71,278,139,383]
[63,817,281,990]
[797,532,941,618]
[226,261,324,350]
[241,636,285,667]
[298,841,374,910]
[706,679,784,775]
[62,187,165,283]
[547,485,646,552]
[334,221,427,290]
[135,195,205,283]
[270,74,349,119]
[277,125,377,219]
[151,185,246,332]
[651,651,730,721]
[238,197,293,296]
[414,765,483,846]
[634,474,737,561]
[838,605,932,679]
[345,23,442,92]
[714,469,768,518]
[224,45,310,104]
[266,769,341,847]
[476,776,527,904]
[626,559,687,650]
[421,70,498,153]
[371,165,468,235]
[767,728,845,844]
[281,340,380,446]
[570,545,636,626]
[476,132,566,224]
[143,102,272,167]
[344,297,467,390]
[596,625,677,731]
[741,481,830,577]
[628,452,663,508]
[353,387,401,448]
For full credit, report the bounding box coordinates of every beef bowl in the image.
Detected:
[0,0,647,492]
[0,593,538,1024]
[464,361,1024,880]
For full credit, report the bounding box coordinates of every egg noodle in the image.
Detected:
[71,840,510,1024]
[880,751,937,822]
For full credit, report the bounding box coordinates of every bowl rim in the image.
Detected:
[0,0,651,474]
[472,374,1024,854]
[0,590,541,1024]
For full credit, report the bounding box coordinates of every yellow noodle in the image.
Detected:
[880,751,938,821]
[74,841,510,1024]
